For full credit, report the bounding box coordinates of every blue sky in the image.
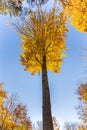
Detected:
[0,9,87,128]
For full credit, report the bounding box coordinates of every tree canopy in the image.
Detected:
[0,82,32,130]
[12,7,68,75]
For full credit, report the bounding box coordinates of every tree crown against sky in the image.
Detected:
[10,4,69,130]
[11,6,68,75]
[0,82,32,130]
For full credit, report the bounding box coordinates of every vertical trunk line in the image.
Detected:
[42,55,54,130]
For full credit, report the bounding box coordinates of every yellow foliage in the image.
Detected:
[78,125,87,130]
[15,7,68,74]
[0,0,8,14]
[0,83,7,105]
[61,0,87,32]
[0,83,32,130]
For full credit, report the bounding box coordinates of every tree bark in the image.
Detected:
[42,55,54,130]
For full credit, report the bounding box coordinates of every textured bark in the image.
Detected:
[42,55,54,130]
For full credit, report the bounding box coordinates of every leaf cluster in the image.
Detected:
[61,0,87,32]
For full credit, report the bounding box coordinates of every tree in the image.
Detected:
[13,103,32,130]
[76,83,87,123]
[0,82,32,130]
[11,4,68,130]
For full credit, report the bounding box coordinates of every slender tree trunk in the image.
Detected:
[42,55,54,130]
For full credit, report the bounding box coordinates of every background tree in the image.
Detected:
[64,122,71,130]
[33,121,43,130]
[11,4,68,130]
[63,122,78,130]
[78,124,87,130]
[52,116,60,130]
[76,83,87,123]
[0,82,32,130]
[33,117,60,130]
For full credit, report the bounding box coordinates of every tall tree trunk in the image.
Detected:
[42,55,54,130]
